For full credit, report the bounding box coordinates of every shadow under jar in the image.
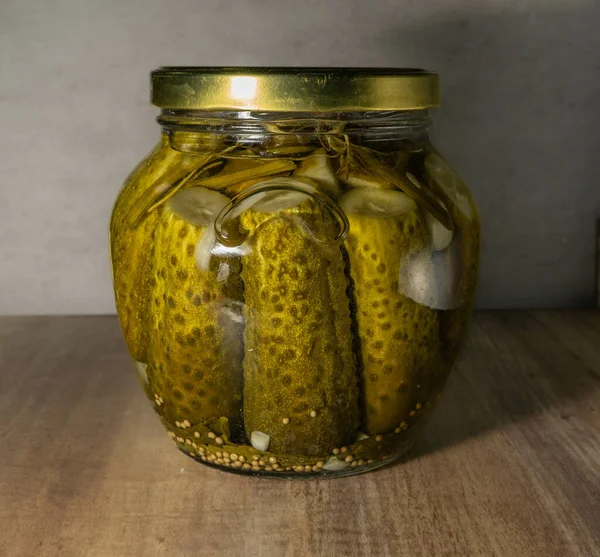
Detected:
[110,67,481,478]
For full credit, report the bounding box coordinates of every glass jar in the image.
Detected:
[110,68,480,477]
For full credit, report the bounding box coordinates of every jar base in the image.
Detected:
[178,445,412,479]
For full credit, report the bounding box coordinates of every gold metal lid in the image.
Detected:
[151,67,439,112]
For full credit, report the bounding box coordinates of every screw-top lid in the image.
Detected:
[151,67,439,112]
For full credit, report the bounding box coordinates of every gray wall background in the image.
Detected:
[1,0,599,314]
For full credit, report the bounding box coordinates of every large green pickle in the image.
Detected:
[341,189,442,435]
[240,193,359,455]
[110,136,182,361]
[146,190,244,432]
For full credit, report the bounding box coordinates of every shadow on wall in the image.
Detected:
[387,6,600,308]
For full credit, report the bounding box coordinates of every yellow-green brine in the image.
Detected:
[110,67,480,477]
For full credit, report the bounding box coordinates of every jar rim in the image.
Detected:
[151,67,440,112]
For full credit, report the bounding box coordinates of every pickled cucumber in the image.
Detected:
[111,136,183,361]
[146,188,244,432]
[341,188,442,434]
[240,195,358,455]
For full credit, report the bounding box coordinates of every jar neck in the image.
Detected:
[157,109,432,150]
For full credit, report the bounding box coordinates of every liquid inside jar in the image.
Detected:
[110,112,480,477]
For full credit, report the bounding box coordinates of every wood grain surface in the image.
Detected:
[1,313,599,557]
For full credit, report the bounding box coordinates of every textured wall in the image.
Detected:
[0,0,599,314]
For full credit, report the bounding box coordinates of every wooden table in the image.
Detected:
[1,312,599,557]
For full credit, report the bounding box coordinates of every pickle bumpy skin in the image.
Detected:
[146,200,244,432]
[240,197,359,455]
[342,191,442,435]
[111,136,182,362]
